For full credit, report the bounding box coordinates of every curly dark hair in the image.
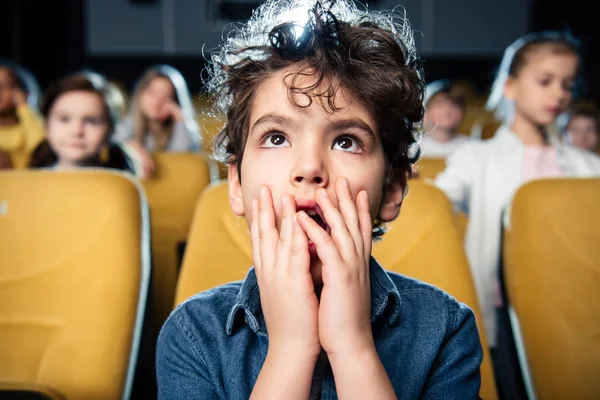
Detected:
[207,0,424,235]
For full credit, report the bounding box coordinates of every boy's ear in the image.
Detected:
[228,163,245,217]
[378,170,407,223]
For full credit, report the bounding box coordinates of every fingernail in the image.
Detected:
[282,195,288,205]
[341,178,348,188]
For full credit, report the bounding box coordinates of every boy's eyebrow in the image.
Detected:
[250,113,299,134]
[250,113,376,139]
[329,118,376,139]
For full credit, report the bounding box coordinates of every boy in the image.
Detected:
[156,1,482,398]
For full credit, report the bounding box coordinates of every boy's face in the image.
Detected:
[566,115,599,152]
[424,93,464,133]
[228,67,405,281]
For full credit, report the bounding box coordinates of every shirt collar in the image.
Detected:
[226,256,402,336]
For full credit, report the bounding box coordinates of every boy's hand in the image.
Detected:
[251,187,321,361]
[297,178,374,359]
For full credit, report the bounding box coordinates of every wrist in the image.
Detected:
[267,341,321,364]
[323,328,375,359]
[327,339,378,369]
[264,344,319,376]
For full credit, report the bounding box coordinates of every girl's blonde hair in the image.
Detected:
[130,65,200,150]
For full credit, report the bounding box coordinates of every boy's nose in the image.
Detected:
[291,151,328,187]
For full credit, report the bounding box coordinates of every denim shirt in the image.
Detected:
[156,258,482,399]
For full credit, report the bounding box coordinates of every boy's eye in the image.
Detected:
[58,115,70,123]
[261,132,290,148]
[538,79,550,87]
[333,136,361,153]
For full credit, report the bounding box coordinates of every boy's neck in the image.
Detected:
[510,114,548,146]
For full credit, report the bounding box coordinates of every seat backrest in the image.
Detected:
[141,153,212,327]
[8,152,31,169]
[371,180,496,400]
[414,157,446,181]
[196,115,228,180]
[470,116,501,140]
[0,170,150,400]
[176,181,496,399]
[503,178,600,399]
[175,183,252,302]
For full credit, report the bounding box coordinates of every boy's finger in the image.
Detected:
[275,194,294,263]
[336,178,363,252]
[289,213,310,273]
[316,188,355,256]
[258,186,278,268]
[250,198,262,270]
[297,210,342,266]
[357,190,373,259]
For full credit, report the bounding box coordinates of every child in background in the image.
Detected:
[113,65,200,177]
[157,1,482,398]
[420,79,470,158]
[0,62,45,168]
[29,74,133,172]
[436,31,600,353]
[558,103,600,152]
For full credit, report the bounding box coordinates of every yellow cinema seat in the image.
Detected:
[412,158,469,239]
[372,181,495,399]
[470,116,501,140]
[175,181,496,399]
[414,157,446,181]
[0,382,66,400]
[503,179,600,399]
[0,170,151,400]
[174,183,252,302]
[8,152,31,169]
[196,114,227,180]
[141,153,213,328]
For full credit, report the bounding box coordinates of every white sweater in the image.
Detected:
[435,126,600,346]
[419,134,470,158]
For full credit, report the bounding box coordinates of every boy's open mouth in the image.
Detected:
[296,204,330,234]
